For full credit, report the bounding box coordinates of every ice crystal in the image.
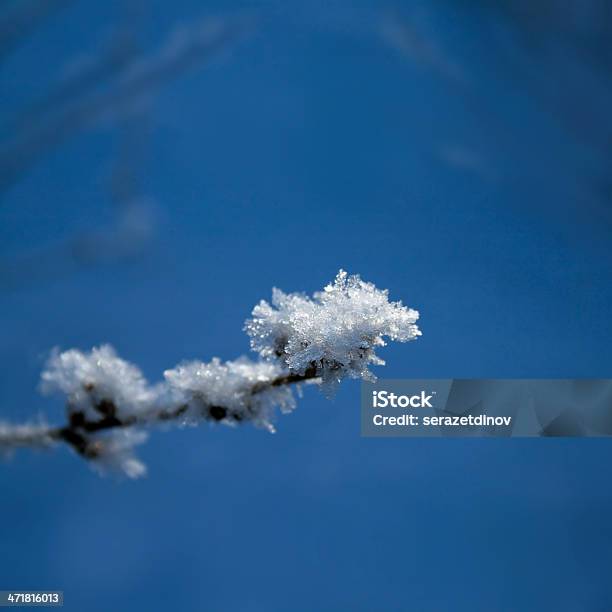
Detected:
[90,429,148,479]
[0,421,54,457]
[40,345,160,420]
[246,270,421,393]
[164,357,295,431]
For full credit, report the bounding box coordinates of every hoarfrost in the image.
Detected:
[164,357,296,432]
[40,345,160,419]
[246,270,421,394]
[5,270,421,477]
[89,429,148,479]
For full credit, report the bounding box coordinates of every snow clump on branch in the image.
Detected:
[40,345,162,420]
[163,357,296,432]
[245,269,421,394]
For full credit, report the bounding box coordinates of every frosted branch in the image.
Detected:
[1,271,421,477]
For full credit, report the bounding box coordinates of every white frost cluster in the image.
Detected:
[40,345,161,419]
[90,430,148,479]
[164,357,296,432]
[246,270,421,393]
[0,421,54,457]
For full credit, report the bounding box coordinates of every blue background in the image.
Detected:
[1,1,612,610]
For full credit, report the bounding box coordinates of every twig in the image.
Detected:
[4,365,319,460]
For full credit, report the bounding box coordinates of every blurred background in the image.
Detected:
[1,0,612,610]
